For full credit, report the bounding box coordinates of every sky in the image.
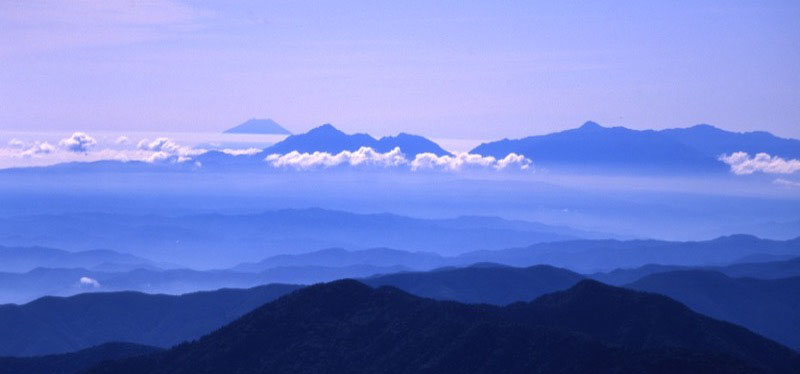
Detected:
[1,0,799,139]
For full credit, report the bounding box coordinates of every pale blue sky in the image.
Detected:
[1,0,798,139]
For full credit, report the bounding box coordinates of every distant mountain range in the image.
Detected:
[72,280,800,373]
[457,234,800,272]
[239,235,800,274]
[0,209,596,267]
[2,234,798,303]
[233,247,444,272]
[0,246,157,273]
[223,119,291,135]
[185,121,800,174]
[471,121,800,173]
[260,123,451,156]
[9,210,796,272]
[592,255,800,285]
[0,264,405,304]
[4,121,798,176]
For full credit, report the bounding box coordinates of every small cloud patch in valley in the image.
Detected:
[79,276,101,288]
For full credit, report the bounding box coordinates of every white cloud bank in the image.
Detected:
[719,152,800,175]
[2,133,532,173]
[0,133,214,167]
[221,148,262,156]
[265,147,532,172]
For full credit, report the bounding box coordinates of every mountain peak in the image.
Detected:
[224,118,291,135]
[308,123,342,134]
[263,124,450,156]
[579,121,603,130]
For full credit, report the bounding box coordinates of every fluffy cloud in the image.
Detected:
[720,152,800,175]
[411,152,531,171]
[221,148,262,156]
[265,147,532,172]
[138,137,182,153]
[0,132,212,168]
[7,139,25,148]
[5,139,56,157]
[266,147,407,170]
[21,141,56,157]
[137,137,205,162]
[79,276,101,288]
[59,132,97,153]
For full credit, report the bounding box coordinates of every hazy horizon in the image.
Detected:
[2,1,799,139]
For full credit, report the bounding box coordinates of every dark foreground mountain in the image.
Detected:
[364,263,585,305]
[0,284,300,356]
[627,270,800,350]
[0,343,161,374]
[83,279,799,374]
[363,263,800,349]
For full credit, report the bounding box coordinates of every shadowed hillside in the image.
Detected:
[84,280,799,374]
[0,284,300,357]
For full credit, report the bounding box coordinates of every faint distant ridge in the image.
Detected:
[263,123,452,156]
[224,118,291,135]
[660,123,800,159]
[470,121,800,173]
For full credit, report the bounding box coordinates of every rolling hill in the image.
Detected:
[0,343,161,374]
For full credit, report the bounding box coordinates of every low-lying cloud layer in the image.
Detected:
[1,132,532,173]
[1,132,207,167]
[265,147,532,172]
[720,152,800,175]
